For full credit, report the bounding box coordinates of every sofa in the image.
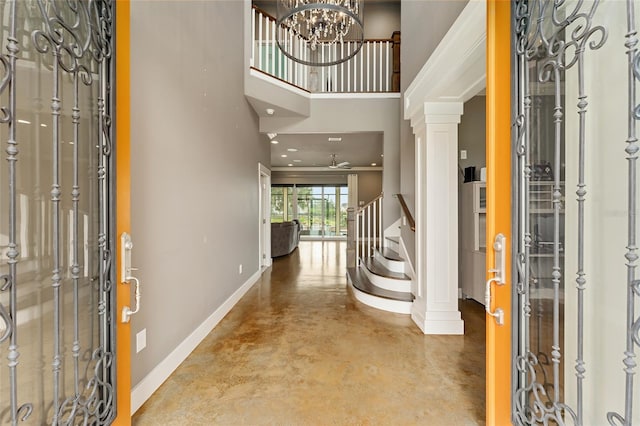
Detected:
[271,220,301,257]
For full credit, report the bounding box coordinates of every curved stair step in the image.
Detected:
[374,248,406,274]
[362,257,410,281]
[361,257,412,292]
[380,247,403,262]
[347,267,413,314]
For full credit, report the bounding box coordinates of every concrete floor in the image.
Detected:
[133,241,486,425]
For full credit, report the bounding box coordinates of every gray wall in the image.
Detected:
[363,1,401,39]
[399,0,468,264]
[458,95,486,182]
[356,171,383,205]
[130,1,269,386]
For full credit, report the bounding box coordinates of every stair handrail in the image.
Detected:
[394,194,415,232]
[357,193,383,213]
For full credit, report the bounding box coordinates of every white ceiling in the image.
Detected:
[269,132,384,168]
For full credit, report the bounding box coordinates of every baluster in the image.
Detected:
[356,211,359,265]
[289,31,294,86]
[347,42,352,92]
[378,42,384,92]
[360,209,365,263]
[386,41,390,92]
[379,197,383,250]
[359,43,363,92]
[258,12,263,71]
[372,41,377,92]
[367,204,371,258]
[340,43,344,92]
[366,42,370,92]
[270,19,276,75]
[251,8,255,67]
[373,202,377,253]
[300,40,305,89]
[321,46,325,92]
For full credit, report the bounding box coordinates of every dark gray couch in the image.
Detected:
[271,220,301,257]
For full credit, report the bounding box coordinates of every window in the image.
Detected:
[271,184,348,239]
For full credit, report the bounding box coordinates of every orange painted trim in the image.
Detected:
[114,0,132,424]
[486,1,512,425]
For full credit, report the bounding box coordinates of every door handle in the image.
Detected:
[122,276,140,323]
[486,234,506,325]
[121,232,141,323]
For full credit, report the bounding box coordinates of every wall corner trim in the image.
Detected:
[130,269,262,414]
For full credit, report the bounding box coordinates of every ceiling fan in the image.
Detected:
[329,154,351,169]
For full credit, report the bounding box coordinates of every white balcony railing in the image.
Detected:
[251,6,399,94]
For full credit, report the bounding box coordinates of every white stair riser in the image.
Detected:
[361,265,412,293]
[374,250,405,274]
[349,283,412,315]
[386,240,399,251]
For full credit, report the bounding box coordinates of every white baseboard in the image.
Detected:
[131,269,262,414]
[411,305,465,335]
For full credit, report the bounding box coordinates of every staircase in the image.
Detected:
[346,198,414,314]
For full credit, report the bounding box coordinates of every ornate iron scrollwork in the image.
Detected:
[0,0,115,424]
[513,1,608,425]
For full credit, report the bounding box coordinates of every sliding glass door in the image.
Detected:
[271,185,348,239]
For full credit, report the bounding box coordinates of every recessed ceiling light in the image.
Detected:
[287,148,298,152]
[266,108,275,115]
[371,163,377,166]
[381,154,384,157]
[288,163,293,167]
[281,154,287,158]
[293,159,302,163]
[271,140,279,144]
[328,137,342,142]
[40,123,47,128]
[18,119,31,125]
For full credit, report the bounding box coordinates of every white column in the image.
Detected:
[410,102,464,335]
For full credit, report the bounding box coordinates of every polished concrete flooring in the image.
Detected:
[133,241,486,425]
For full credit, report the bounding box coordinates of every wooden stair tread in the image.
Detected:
[385,236,400,244]
[362,257,411,281]
[379,247,403,262]
[347,268,414,302]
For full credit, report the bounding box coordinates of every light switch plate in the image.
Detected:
[136,329,146,353]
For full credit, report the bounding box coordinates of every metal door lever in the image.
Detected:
[486,234,506,325]
[121,232,141,323]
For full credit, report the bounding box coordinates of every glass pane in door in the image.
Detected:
[0,2,116,424]
[512,1,640,424]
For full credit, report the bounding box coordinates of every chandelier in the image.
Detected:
[276,0,364,67]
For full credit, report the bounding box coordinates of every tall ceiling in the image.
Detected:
[269,132,383,169]
[256,0,398,171]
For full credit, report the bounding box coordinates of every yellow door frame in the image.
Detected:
[114,0,131,424]
[486,1,512,425]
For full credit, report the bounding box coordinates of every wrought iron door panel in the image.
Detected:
[513,0,639,424]
[0,1,116,424]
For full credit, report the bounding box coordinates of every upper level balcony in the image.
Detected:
[250,5,400,96]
